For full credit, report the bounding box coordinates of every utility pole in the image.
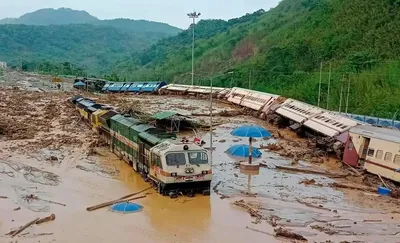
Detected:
[187,11,201,86]
[326,62,332,110]
[249,70,252,89]
[209,77,213,166]
[317,61,323,107]
[345,74,351,114]
[339,74,344,113]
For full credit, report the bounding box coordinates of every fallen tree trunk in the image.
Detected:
[265,163,347,178]
[330,182,376,193]
[118,186,152,200]
[296,198,331,211]
[274,227,307,241]
[86,195,146,212]
[10,217,40,237]
[36,214,56,225]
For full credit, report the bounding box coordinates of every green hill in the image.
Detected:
[0,8,181,35]
[112,0,400,118]
[0,8,181,73]
[0,8,98,25]
[0,24,173,73]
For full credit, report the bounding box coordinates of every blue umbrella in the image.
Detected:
[231,125,271,164]
[226,144,262,158]
[231,125,271,138]
[110,202,143,214]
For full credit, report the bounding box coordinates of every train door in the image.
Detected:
[138,141,149,175]
[359,137,371,160]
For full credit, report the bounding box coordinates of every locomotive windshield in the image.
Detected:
[188,152,208,165]
[166,153,186,166]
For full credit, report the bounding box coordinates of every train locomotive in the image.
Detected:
[70,95,212,198]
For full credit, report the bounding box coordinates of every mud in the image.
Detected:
[1,70,400,243]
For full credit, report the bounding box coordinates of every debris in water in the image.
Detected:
[8,217,40,237]
[13,207,21,211]
[36,214,56,225]
[274,227,307,241]
[299,178,316,185]
[296,198,332,211]
[233,200,263,224]
[0,196,8,199]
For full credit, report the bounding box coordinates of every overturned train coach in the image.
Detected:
[69,95,212,197]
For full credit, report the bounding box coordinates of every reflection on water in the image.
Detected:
[107,152,212,242]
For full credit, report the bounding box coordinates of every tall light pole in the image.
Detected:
[209,71,233,166]
[187,11,201,86]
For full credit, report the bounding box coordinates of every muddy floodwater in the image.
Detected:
[1,71,400,243]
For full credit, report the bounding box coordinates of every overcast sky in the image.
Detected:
[0,0,281,28]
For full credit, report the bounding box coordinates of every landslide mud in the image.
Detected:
[1,71,400,243]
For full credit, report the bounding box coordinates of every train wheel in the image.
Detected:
[187,191,195,198]
[157,183,162,194]
[203,189,211,196]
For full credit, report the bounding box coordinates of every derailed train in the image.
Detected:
[70,95,212,198]
[158,84,400,183]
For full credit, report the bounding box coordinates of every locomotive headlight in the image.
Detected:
[202,171,208,175]
[170,172,177,177]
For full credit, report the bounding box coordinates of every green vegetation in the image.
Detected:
[0,8,181,35]
[0,8,181,74]
[0,8,98,25]
[0,24,176,74]
[111,0,400,118]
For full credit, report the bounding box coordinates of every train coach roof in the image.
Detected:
[350,125,400,144]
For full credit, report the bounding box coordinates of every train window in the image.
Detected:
[384,152,393,162]
[394,155,400,165]
[368,148,375,157]
[376,150,383,159]
[188,152,209,165]
[166,153,186,166]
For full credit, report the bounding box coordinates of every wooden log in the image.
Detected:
[86,195,146,212]
[296,198,331,211]
[36,214,56,225]
[11,217,40,237]
[330,182,376,193]
[271,164,347,178]
[377,174,389,188]
[38,198,66,207]
[118,186,152,200]
[0,196,8,199]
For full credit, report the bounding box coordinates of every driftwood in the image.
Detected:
[39,198,66,207]
[330,182,376,193]
[118,186,152,200]
[274,227,307,241]
[86,195,146,212]
[377,174,389,188]
[363,219,382,223]
[296,198,331,211]
[267,164,347,178]
[36,214,56,225]
[342,161,363,176]
[10,217,40,237]
[0,196,8,199]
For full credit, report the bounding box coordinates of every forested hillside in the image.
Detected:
[0,8,181,73]
[0,24,172,73]
[0,8,181,35]
[113,0,400,118]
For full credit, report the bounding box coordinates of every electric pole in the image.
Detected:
[317,61,323,107]
[187,11,201,86]
[326,62,332,110]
